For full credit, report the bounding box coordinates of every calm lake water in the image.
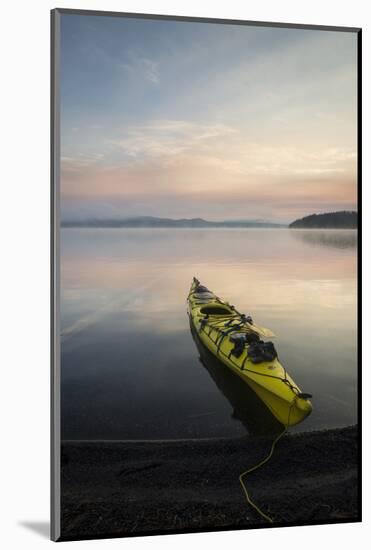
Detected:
[60,228,357,440]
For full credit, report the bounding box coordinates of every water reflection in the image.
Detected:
[190,321,283,435]
[61,228,357,439]
[290,229,357,250]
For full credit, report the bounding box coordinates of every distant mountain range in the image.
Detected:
[289,211,357,229]
[61,216,287,228]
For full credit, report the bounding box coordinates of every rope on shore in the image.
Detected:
[239,397,297,523]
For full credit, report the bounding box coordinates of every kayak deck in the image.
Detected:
[187,278,312,427]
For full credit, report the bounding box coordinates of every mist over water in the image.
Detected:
[61,228,357,440]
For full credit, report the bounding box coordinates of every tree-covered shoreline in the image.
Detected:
[290,211,357,229]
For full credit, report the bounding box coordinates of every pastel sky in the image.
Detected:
[60,14,358,223]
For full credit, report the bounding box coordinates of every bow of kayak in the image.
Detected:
[187,278,312,427]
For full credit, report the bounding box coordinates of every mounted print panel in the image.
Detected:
[51,8,361,542]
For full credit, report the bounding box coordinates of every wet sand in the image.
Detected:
[60,425,359,540]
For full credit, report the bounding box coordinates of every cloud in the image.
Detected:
[61,118,357,223]
[121,57,160,85]
[104,118,356,180]
[61,154,105,173]
[80,40,161,85]
[110,119,237,159]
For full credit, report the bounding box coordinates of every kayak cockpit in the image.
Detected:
[200,304,233,316]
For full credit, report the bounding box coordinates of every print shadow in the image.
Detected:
[18,521,49,539]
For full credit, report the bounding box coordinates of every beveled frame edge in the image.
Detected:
[53,7,361,33]
[51,8,61,542]
[357,28,362,522]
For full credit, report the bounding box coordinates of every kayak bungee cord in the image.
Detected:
[197,313,298,391]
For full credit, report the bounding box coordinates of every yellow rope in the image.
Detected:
[239,397,297,523]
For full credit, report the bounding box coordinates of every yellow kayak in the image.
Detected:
[187,277,312,427]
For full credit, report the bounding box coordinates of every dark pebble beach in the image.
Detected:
[60,425,359,540]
